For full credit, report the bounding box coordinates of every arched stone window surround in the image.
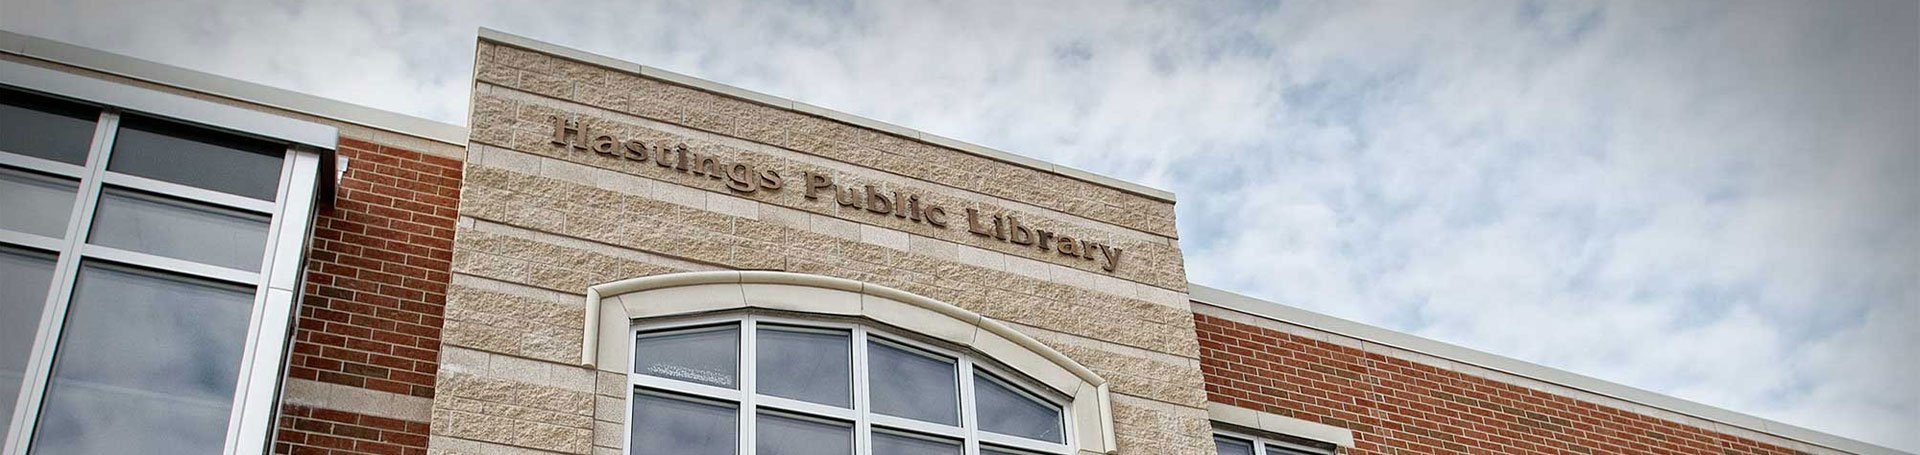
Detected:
[580,270,1118,454]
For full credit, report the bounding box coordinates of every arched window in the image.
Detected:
[582,271,1116,455]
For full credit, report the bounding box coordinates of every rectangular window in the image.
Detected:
[0,79,329,455]
[1213,432,1334,455]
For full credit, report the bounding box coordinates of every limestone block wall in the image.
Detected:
[428,32,1214,455]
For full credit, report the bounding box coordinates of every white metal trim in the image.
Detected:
[100,172,277,214]
[868,414,966,440]
[741,318,758,454]
[0,230,62,253]
[978,433,1071,454]
[1212,428,1335,455]
[0,100,321,455]
[2,110,117,455]
[960,355,980,455]
[626,314,1076,455]
[0,152,86,179]
[0,29,462,147]
[0,59,337,150]
[79,244,259,286]
[756,395,858,422]
[266,152,320,292]
[225,147,318,454]
[852,327,873,455]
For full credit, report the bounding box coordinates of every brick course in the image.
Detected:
[1194,313,1800,455]
[286,138,463,399]
[274,405,430,455]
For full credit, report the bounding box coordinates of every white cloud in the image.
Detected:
[5,0,1914,450]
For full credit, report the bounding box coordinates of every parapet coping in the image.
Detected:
[0,29,470,147]
[1188,283,1911,455]
[477,27,1178,204]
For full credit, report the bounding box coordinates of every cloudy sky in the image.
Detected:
[6,0,1915,450]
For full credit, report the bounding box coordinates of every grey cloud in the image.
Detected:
[4,0,1915,450]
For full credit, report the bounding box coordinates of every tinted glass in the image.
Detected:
[636,326,739,388]
[871,431,962,455]
[756,327,851,407]
[974,373,1064,443]
[756,412,851,455]
[89,188,271,271]
[867,340,958,425]
[31,264,254,454]
[1266,444,1326,455]
[109,116,284,200]
[0,167,78,237]
[0,90,96,165]
[981,448,1043,455]
[1214,436,1254,455]
[0,247,57,438]
[631,393,736,455]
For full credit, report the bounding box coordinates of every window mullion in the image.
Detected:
[742,318,758,455]
[2,110,118,455]
[959,357,979,455]
[222,146,314,455]
[0,153,86,179]
[0,231,62,253]
[98,172,277,214]
[852,327,871,455]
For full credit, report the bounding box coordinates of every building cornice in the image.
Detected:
[0,29,468,147]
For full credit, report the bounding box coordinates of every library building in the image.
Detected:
[0,28,1905,455]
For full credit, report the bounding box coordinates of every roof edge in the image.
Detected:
[1188,282,1912,455]
[476,27,1177,204]
[0,29,469,147]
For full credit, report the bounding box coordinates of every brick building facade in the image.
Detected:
[0,28,1903,455]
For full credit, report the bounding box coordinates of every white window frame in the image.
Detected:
[0,58,334,455]
[1213,429,1336,455]
[626,313,1076,455]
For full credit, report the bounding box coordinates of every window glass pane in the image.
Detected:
[0,167,78,238]
[1214,435,1254,455]
[636,325,739,388]
[31,263,254,454]
[974,372,1064,443]
[0,246,57,438]
[756,412,851,455]
[871,430,962,455]
[1266,444,1326,455]
[108,116,284,200]
[981,447,1044,455]
[867,340,958,426]
[631,392,736,455]
[88,187,270,271]
[756,327,850,408]
[0,90,97,165]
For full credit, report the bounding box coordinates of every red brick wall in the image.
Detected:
[285,138,461,399]
[274,405,430,455]
[1194,313,1799,455]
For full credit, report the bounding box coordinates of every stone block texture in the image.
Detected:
[1194,313,1804,455]
[433,36,1214,455]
